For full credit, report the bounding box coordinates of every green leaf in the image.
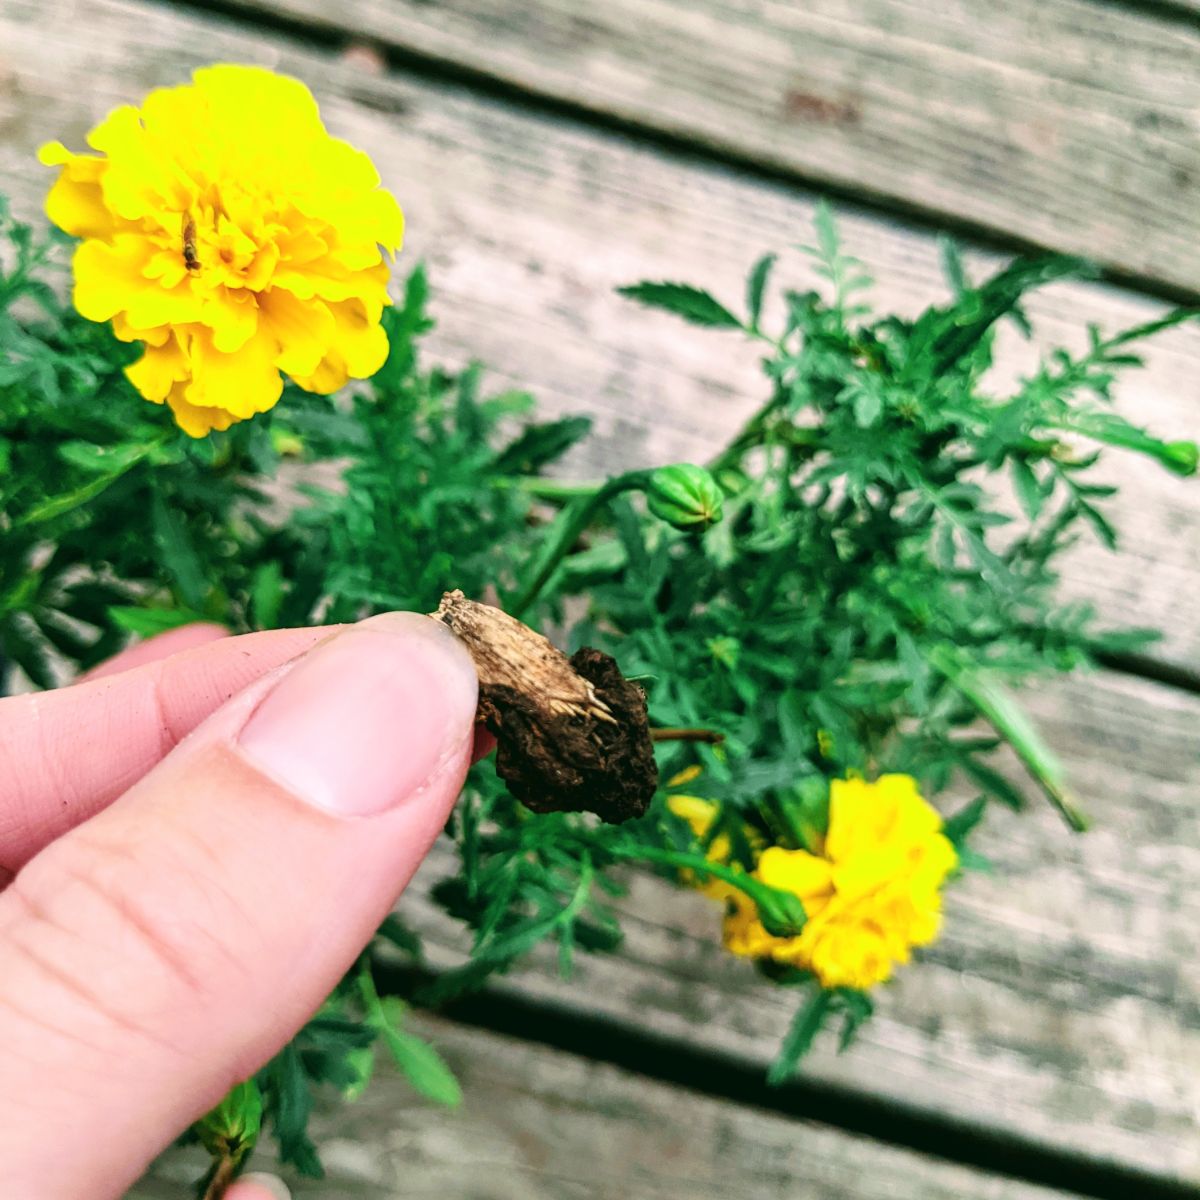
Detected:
[813,200,839,265]
[835,989,874,1053]
[768,986,834,1084]
[376,998,463,1108]
[1010,458,1043,520]
[1,615,55,690]
[942,795,989,846]
[150,489,207,610]
[939,236,969,298]
[959,755,1026,812]
[617,282,742,329]
[375,914,425,960]
[341,1045,376,1101]
[265,1041,323,1178]
[931,646,1086,830]
[57,439,155,475]
[250,560,285,630]
[108,605,209,638]
[848,381,882,428]
[1058,411,1198,477]
[746,253,778,331]
[492,416,592,476]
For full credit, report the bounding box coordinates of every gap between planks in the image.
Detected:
[134,1017,1099,1200]
[180,0,1200,304]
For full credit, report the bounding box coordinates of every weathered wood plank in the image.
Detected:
[1,0,1197,672]
[212,0,1200,299]
[0,1,1195,1182]
[134,1018,1090,1200]
[399,668,1200,1185]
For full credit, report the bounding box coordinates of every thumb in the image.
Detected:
[0,613,478,1200]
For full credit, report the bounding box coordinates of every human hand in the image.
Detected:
[0,614,482,1199]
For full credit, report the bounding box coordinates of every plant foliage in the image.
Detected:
[1,196,1194,1172]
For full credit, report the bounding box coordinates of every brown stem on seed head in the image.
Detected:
[430,591,658,824]
[650,727,725,745]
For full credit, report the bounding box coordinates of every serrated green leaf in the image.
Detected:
[1010,458,1043,520]
[492,416,592,476]
[942,795,989,846]
[265,1041,323,1178]
[376,998,462,1108]
[617,282,742,329]
[768,986,833,1084]
[150,489,207,609]
[746,253,777,331]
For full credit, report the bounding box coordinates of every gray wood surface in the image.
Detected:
[1,0,1197,1188]
[135,1018,1089,1200]
[401,667,1200,1185]
[212,0,1200,299]
[1,0,1198,674]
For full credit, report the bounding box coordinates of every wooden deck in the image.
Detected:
[1,0,1197,1195]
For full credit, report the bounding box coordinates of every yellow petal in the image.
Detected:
[166,383,241,438]
[326,297,389,378]
[186,328,283,419]
[199,286,259,354]
[125,336,187,402]
[257,287,335,377]
[756,846,834,905]
[39,143,117,239]
[72,236,156,323]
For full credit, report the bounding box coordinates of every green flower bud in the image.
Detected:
[751,883,808,938]
[646,463,724,530]
[195,1079,263,1159]
[1163,440,1198,477]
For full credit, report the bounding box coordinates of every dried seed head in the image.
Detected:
[432,590,657,823]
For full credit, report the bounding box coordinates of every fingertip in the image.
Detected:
[225,1174,292,1200]
[81,622,230,682]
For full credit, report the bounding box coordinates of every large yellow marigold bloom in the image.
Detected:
[38,65,403,436]
[724,775,958,990]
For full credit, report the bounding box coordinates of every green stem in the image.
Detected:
[606,843,806,936]
[928,644,1088,831]
[499,476,605,501]
[510,468,651,618]
[708,394,786,474]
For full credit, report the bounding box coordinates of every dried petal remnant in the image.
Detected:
[433,591,657,823]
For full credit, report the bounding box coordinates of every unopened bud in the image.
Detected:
[646,463,724,530]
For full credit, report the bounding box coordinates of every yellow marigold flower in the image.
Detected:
[723,775,958,990]
[38,64,403,436]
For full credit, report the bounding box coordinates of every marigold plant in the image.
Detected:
[1,64,1197,1186]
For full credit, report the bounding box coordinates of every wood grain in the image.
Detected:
[0,0,1197,1180]
[400,668,1200,1185]
[0,0,1197,673]
[208,0,1200,299]
[133,1018,1090,1200]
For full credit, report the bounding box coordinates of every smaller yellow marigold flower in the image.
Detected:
[722,775,958,990]
[39,64,403,436]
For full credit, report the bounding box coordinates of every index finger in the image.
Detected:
[0,625,338,878]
